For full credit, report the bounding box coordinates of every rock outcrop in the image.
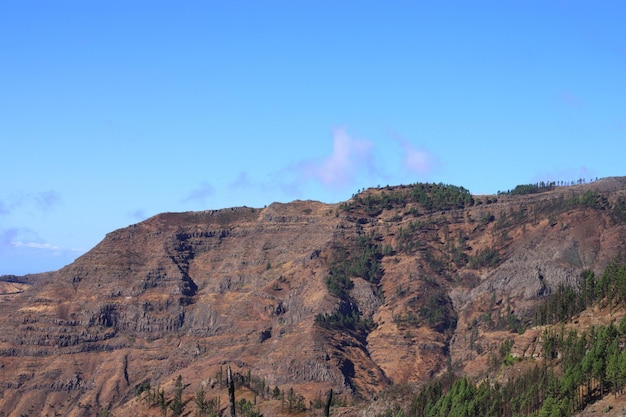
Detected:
[1,179,626,416]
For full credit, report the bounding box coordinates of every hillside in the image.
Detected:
[2,177,626,416]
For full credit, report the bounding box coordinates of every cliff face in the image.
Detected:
[2,178,626,416]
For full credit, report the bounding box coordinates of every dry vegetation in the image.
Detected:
[1,178,626,416]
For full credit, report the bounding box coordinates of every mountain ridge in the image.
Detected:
[2,177,626,416]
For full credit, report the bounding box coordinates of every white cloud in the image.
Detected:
[11,240,83,253]
[404,145,433,174]
[12,241,60,250]
[1,238,83,275]
[391,134,438,175]
[2,228,83,255]
[0,228,84,275]
[300,128,375,189]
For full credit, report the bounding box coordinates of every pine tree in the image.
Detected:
[170,375,184,416]
[195,387,207,417]
[157,387,168,417]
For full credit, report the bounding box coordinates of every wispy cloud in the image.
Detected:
[0,228,19,247]
[128,209,147,221]
[1,227,83,255]
[0,200,9,216]
[1,231,85,275]
[229,172,253,190]
[35,190,61,212]
[183,182,215,203]
[0,190,61,216]
[299,128,375,189]
[12,241,60,250]
[391,133,438,176]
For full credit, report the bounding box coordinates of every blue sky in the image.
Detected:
[1,1,625,275]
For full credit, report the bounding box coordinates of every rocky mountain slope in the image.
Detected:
[2,177,626,416]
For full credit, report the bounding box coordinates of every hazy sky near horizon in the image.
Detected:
[1,1,625,275]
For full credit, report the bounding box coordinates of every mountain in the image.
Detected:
[2,177,626,416]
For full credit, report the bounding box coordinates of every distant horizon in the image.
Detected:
[2,174,621,278]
